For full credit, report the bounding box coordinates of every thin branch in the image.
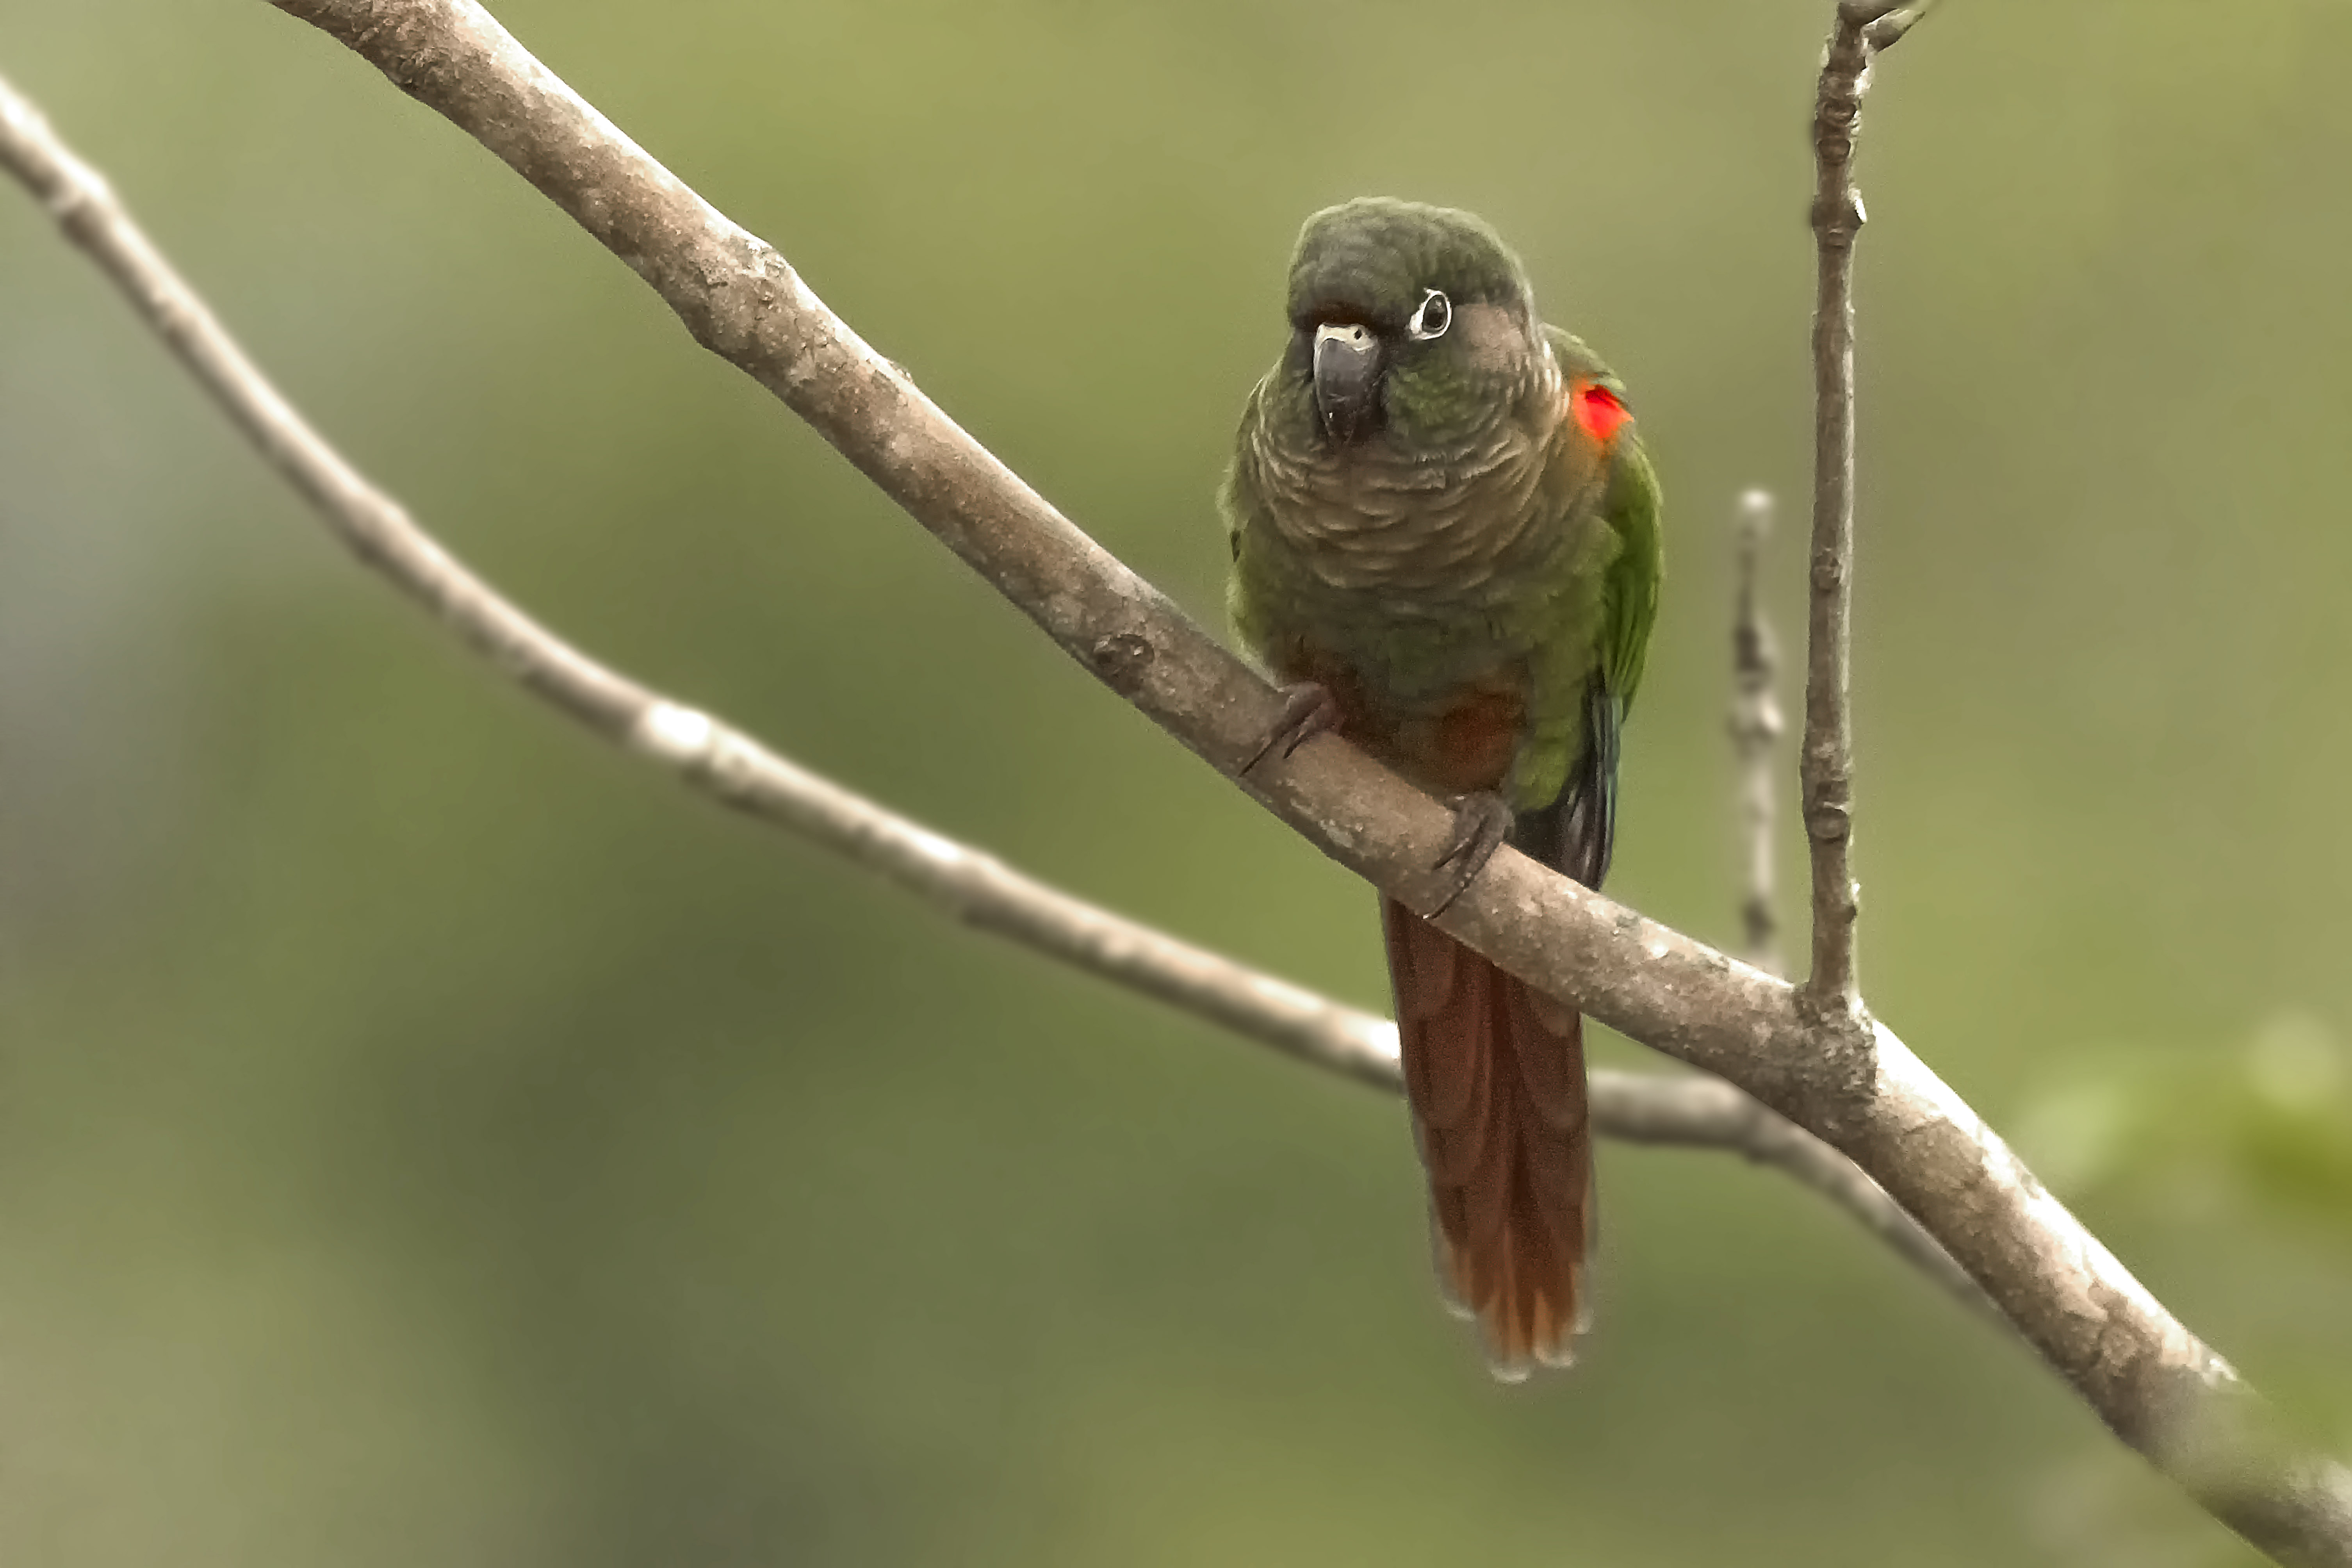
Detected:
[1730,488,1785,976]
[1802,2,1907,1014]
[1721,485,1989,1316]
[1858,0,1941,50]
[1606,1068,1991,1312]
[9,7,2352,1561]
[0,62,1397,1089]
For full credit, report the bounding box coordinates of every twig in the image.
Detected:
[1802,2,1919,1014]
[1722,485,1988,1315]
[11,9,2352,1561]
[1860,0,1940,50]
[1730,489,1785,975]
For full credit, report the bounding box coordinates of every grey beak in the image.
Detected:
[1312,323,1382,443]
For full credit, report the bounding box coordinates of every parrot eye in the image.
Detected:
[1407,289,1452,341]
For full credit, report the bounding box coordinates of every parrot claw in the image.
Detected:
[1429,791,1513,915]
[1242,682,1341,775]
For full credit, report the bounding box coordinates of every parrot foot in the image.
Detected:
[1242,682,1341,775]
[1429,791,1513,916]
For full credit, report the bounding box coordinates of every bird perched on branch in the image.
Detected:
[1222,198,1662,1378]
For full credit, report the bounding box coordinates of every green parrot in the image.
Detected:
[1222,198,1663,1378]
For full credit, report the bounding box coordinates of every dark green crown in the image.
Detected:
[1285,198,1534,333]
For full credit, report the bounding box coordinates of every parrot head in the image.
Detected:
[1281,197,1544,449]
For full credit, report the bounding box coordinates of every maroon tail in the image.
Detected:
[1382,898,1593,1378]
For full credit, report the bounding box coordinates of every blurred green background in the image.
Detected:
[4,1,2350,1563]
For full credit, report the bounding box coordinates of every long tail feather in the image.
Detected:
[1382,898,1593,1379]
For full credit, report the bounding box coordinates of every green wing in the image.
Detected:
[1597,431,1664,715]
[1515,328,1665,891]
[1540,325,1663,713]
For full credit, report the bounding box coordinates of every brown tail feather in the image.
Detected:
[1382,898,1593,1379]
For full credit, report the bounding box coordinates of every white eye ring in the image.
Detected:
[1407,288,1452,340]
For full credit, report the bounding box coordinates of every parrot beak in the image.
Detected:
[1312,322,1383,443]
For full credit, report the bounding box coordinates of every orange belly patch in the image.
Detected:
[1274,640,1526,796]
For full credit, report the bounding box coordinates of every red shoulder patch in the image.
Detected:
[1569,380,1632,446]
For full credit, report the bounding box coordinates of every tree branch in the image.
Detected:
[1718,485,1990,1318]
[7,5,2351,1560]
[1859,0,1941,51]
[1730,488,1785,976]
[1802,1,1913,1014]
